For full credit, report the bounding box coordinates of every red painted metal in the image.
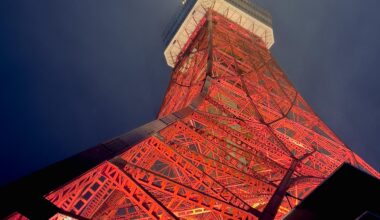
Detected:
[10,10,378,220]
[5,213,29,220]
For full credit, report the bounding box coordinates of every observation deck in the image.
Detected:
[163,0,274,67]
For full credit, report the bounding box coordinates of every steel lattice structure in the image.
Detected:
[2,1,379,220]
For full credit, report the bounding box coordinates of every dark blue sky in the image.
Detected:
[0,0,379,186]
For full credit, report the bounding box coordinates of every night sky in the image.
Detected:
[0,0,379,186]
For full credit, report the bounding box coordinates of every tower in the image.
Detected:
[1,0,379,220]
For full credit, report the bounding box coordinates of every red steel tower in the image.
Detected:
[2,0,379,220]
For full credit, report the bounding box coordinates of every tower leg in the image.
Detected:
[259,160,299,220]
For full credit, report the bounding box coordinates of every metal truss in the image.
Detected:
[4,9,379,220]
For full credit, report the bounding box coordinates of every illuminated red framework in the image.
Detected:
[2,10,379,220]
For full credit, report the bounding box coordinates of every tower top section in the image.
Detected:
[163,0,274,67]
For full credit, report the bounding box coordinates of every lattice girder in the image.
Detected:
[20,8,378,220]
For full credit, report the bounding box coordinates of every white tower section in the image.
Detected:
[164,0,274,67]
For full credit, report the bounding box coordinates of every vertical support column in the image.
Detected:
[259,160,299,220]
[206,9,213,77]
